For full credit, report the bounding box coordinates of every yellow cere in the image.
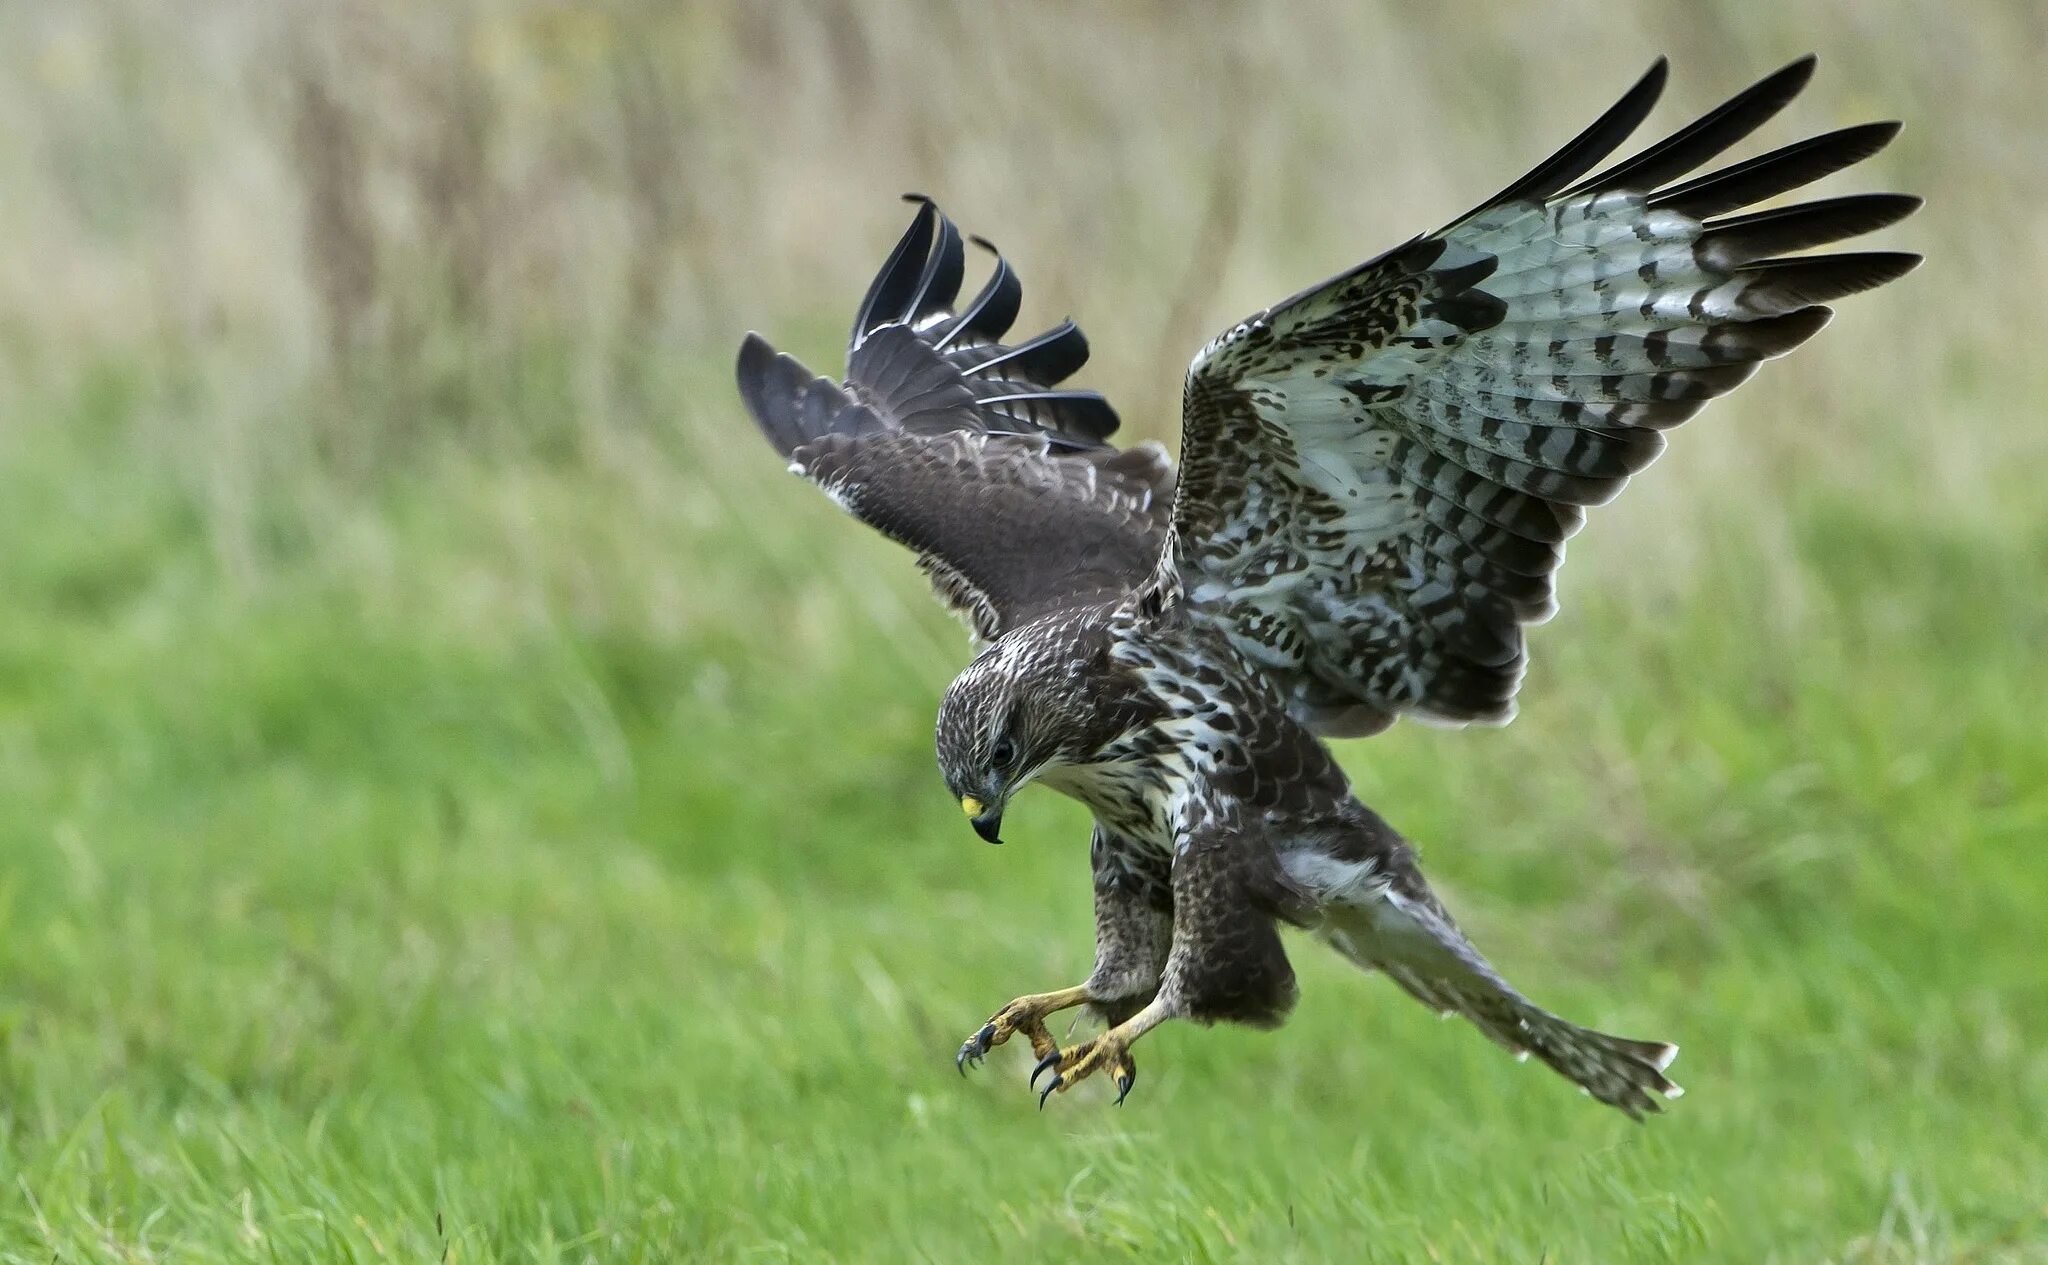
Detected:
[960,796,985,818]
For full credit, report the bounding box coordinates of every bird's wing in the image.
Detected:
[1153,57,1919,733]
[740,198,1173,643]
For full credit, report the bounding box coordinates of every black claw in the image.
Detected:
[957,1023,1001,1075]
[1038,1073,1061,1108]
[1029,1049,1062,1091]
[1114,1067,1135,1105]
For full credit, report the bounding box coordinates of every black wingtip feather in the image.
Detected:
[975,389,1121,445]
[1565,54,1817,198]
[966,318,1091,385]
[1058,393,1123,446]
[1652,121,1903,220]
[1698,193,1922,269]
[1708,305,1836,361]
[938,237,1022,349]
[1735,251,1921,313]
[904,211,966,327]
[1463,57,1668,218]
[851,198,939,351]
[737,333,818,457]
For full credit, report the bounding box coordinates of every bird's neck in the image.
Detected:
[1037,734,1191,852]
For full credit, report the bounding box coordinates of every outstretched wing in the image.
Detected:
[740,197,1173,643]
[1159,57,1920,733]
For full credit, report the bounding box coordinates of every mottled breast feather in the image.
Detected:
[1151,55,1919,733]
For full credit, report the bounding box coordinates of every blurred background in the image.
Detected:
[2,2,2042,1260]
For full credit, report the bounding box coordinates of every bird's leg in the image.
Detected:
[957,827,1172,1078]
[957,985,1091,1070]
[1034,823,1298,1107]
[1029,994,1173,1105]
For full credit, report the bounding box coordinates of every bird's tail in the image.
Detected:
[1319,880,1682,1119]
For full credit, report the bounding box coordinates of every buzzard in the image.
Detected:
[738,57,1918,1116]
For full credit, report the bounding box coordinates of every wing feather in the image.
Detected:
[1560,54,1814,197]
[1455,58,1670,219]
[1651,121,1903,218]
[741,200,1171,642]
[1158,58,1920,730]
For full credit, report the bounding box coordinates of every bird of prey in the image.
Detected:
[737,56,1918,1116]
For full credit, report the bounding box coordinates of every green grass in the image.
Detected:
[3,367,2045,1263]
[4,5,2045,1255]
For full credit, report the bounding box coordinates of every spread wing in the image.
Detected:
[739,197,1173,643]
[1158,56,1921,733]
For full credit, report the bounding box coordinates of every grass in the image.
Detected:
[3,365,2045,1262]
[5,2,2047,1260]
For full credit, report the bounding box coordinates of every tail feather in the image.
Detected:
[1321,878,1682,1119]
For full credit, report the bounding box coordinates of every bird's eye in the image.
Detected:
[989,738,1016,767]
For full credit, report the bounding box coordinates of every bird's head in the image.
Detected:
[935,652,1047,847]
[936,621,1163,844]
[935,633,1125,845]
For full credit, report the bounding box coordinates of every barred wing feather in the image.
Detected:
[1165,56,1920,732]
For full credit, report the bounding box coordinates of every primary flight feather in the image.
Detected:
[738,56,1918,1116]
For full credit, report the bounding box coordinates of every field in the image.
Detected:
[3,3,2045,1261]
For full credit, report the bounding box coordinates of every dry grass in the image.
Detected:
[3,3,2041,491]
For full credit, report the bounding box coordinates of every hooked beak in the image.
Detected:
[960,795,1005,846]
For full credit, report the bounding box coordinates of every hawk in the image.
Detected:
[737,57,1918,1116]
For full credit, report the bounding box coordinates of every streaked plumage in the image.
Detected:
[738,57,1918,1116]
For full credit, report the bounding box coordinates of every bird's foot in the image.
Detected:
[956,985,1091,1074]
[1030,1031,1138,1107]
